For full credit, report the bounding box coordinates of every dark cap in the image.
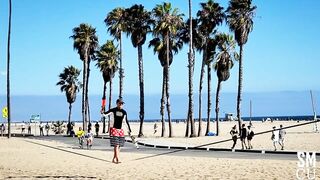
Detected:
[116,98,125,104]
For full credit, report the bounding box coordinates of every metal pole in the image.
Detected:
[310,90,318,132]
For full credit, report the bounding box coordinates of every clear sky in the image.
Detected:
[1,0,320,96]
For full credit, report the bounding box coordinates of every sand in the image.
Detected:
[0,120,320,179]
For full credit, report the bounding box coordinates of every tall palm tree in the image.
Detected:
[6,0,12,138]
[95,40,119,133]
[70,23,98,131]
[56,66,81,124]
[151,2,184,137]
[125,4,153,137]
[226,0,256,132]
[197,0,224,135]
[178,18,205,137]
[149,37,183,137]
[105,8,127,99]
[213,33,238,136]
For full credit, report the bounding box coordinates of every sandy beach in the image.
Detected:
[1,120,319,179]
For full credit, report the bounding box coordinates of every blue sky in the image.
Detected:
[1,0,320,96]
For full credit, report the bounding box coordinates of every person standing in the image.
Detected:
[95,122,100,137]
[278,124,286,150]
[45,122,50,136]
[230,125,238,149]
[0,124,4,136]
[240,124,248,150]
[21,122,26,134]
[153,123,158,134]
[247,126,254,149]
[27,123,32,135]
[39,122,44,136]
[101,98,132,164]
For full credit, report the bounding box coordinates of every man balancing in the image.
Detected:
[101,98,132,164]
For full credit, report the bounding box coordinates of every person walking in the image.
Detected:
[153,123,158,134]
[101,98,132,164]
[240,124,248,150]
[21,122,26,134]
[278,124,286,150]
[247,126,254,149]
[0,124,4,136]
[230,125,238,149]
[95,122,100,137]
[271,126,280,151]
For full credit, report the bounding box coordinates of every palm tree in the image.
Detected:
[70,23,98,131]
[226,0,256,132]
[56,66,81,124]
[95,40,119,133]
[151,2,184,137]
[197,0,224,136]
[213,33,238,136]
[6,0,12,138]
[105,8,127,99]
[178,18,205,137]
[125,4,153,137]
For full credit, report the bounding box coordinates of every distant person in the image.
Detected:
[247,126,254,149]
[95,122,100,137]
[230,125,238,149]
[240,124,248,150]
[39,122,44,136]
[101,98,132,164]
[45,122,50,136]
[67,122,72,136]
[85,131,94,149]
[271,126,280,151]
[0,123,4,136]
[76,127,85,148]
[154,123,158,134]
[21,122,26,134]
[27,123,32,135]
[278,124,286,150]
[88,122,92,133]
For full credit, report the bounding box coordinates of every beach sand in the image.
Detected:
[1,121,320,179]
[1,137,319,180]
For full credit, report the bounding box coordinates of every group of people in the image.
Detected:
[230,124,255,150]
[20,122,50,136]
[230,123,286,151]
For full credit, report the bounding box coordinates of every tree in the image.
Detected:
[197,0,224,135]
[226,0,256,132]
[213,33,238,136]
[151,2,184,137]
[105,8,127,99]
[178,18,205,137]
[95,40,119,133]
[6,0,12,138]
[125,5,153,137]
[56,66,81,124]
[70,23,98,131]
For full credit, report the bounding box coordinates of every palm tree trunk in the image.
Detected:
[68,103,72,124]
[165,33,173,137]
[198,45,206,136]
[102,81,107,133]
[205,62,212,136]
[6,0,12,138]
[108,72,113,133]
[82,55,88,131]
[215,80,221,136]
[119,33,124,99]
[237,45,243,133]
[86,61,91,124]
[188,0,196,138]
[185,111,190,137]
[160,68,166,137]
[138,45,145,137]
